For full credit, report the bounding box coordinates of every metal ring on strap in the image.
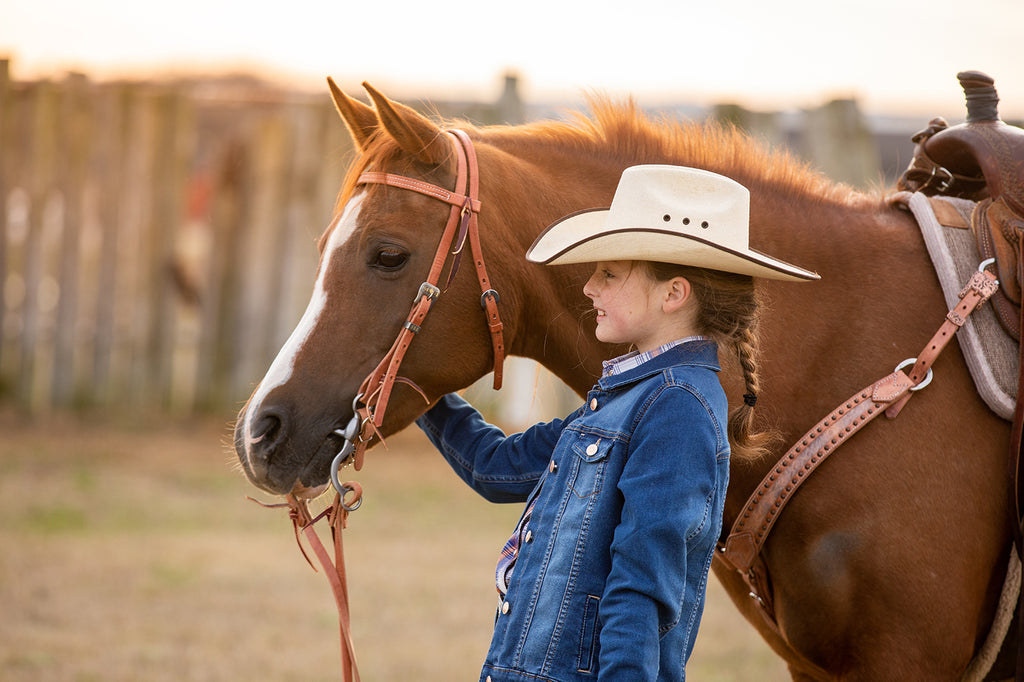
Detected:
[895,357,933,391]
[340,483,363,512]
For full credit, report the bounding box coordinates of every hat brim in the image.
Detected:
[526,208,819,282]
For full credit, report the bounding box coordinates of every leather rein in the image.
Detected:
[276,129,505,681]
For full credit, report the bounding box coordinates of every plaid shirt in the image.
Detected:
[601,336,710,378]
[496,499,536,597]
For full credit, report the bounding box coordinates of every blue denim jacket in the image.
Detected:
[416,341,729,681]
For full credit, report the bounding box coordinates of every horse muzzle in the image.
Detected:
[233,402,349,497]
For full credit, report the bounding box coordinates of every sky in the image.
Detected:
[2,0,1023,118]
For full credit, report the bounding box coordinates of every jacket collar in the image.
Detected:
[598,340,720,391]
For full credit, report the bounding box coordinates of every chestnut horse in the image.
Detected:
[233,80,1012,680]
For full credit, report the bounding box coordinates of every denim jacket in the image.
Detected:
[415,341,730,681]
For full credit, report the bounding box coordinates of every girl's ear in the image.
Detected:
[662,276,692,314]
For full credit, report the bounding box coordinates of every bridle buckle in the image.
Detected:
[414,282,441,303]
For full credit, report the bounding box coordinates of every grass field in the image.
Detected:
[0,410,790,681]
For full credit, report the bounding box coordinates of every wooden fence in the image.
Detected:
[0,61,356,414]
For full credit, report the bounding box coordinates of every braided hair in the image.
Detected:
[641,261,775,461]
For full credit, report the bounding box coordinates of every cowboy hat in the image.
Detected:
[525,165,819,281]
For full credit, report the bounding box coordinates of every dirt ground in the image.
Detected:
[0,410,789,681]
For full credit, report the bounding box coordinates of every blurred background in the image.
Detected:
[1,0,1022,679]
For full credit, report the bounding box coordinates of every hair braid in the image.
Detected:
[641,261,777,460]
[727,326,774,459]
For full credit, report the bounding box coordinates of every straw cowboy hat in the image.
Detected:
[525,165,819,281]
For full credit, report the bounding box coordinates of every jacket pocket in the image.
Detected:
[577,594,601,674]
[570,436,610,498]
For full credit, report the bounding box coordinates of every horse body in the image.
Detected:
[234,83,1012,680]
[735,197,1010,678]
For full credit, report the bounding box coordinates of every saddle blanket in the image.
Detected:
[890,190,1017,420]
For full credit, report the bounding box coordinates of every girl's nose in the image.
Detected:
[583,270,599,299]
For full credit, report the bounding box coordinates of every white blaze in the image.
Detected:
[243,193,364,464]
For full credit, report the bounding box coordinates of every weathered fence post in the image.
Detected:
[88,83,132,407]
[137,88,193,410]
[0,58,9,380]
[196,132,249,412]
[51,73,91,407]
[18,81,60,409]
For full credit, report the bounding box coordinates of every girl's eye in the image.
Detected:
[603,269,614,279]
[373,249,408,272]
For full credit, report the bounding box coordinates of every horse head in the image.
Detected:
[234,81,538,498]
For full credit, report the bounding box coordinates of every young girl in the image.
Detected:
[416,165,818,681]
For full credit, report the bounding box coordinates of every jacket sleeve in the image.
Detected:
[597,384,727,679]
[415,393,581,503]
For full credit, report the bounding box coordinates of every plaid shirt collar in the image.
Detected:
[601,336,710,378]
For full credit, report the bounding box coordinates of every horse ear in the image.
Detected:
[327,77,378,151]
[362,82,450,166]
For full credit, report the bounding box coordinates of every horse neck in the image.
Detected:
[478,148,626,395]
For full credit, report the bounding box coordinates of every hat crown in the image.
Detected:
[525,164,819,281]
[606,165,750,249]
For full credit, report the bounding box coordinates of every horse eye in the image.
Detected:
[373,249,408,271]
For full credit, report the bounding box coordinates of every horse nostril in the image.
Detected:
[248,409,287,464]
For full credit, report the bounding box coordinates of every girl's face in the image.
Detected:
[583,261,674,352]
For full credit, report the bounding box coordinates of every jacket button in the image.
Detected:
[502,601,511,614]
[549,459,557,473]
[524,530,533,543]
[487,677,492,682]
[590,398,598,410]
[586,443,598,456]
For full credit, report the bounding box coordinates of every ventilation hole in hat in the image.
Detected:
[682,218,690,225]
[663,214,671,222]
[701,221,710,229]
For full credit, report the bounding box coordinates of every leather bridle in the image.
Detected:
[281,128,505,681]
[330,128,505,480]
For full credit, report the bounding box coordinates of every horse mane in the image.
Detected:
[332,94,865,222]
[501,96,864,206]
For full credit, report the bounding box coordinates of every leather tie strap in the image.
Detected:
[450,129,505,390]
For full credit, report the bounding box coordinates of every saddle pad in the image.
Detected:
[890,190,1017,420]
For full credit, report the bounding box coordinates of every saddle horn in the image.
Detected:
[959,70,1000,123]
[898,70,1024,213]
